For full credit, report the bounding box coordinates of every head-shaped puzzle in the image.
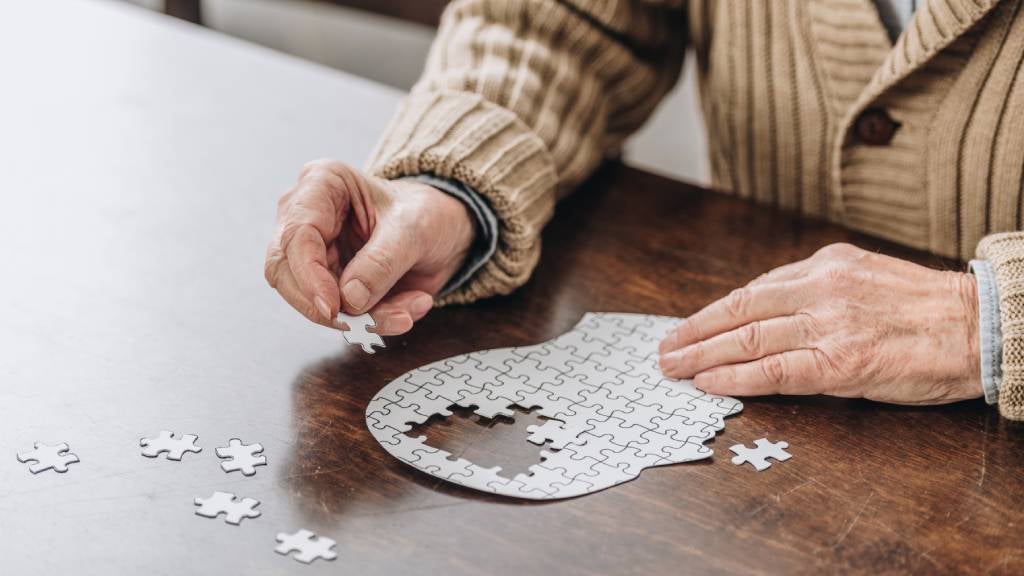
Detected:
[366,313,742,499]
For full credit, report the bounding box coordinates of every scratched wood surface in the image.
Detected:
[1,1,1022,575]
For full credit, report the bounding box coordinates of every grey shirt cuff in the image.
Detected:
[400,174,499,298]
[970,259,1003,405]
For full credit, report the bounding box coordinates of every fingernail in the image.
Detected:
[383,312,412,334]
[410,294,433,317]
[659,332,677,354]
[343,279,370,311]
[659,350,682,375]
[314,296,332,320]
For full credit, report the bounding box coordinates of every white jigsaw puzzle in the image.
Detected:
[275,529,338,564]
[338,312,385,354]
[17,442,80,474]
[366,313,743,500]
[194,491,261,525]
[730,438,791,471]
[215,438,267,476]
[140,430,202,460]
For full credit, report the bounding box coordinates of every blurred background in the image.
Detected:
[123,0,709,185]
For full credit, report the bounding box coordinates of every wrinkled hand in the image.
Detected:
[265,160,475,335]
[658,243,982,405]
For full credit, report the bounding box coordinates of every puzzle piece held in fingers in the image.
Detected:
[338,312,385,354]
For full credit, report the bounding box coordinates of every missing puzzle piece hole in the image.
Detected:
[405,405,558,479]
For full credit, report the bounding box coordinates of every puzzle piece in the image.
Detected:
[526,418,590,449]
[194,491,261,525]
[730,438,791,471]
[452,389,515,419]
[215,438,267,476]
[337,312,385,353]
[140,431,202,460]
[17,442,79,474]
[275,529,337,564]
[366,313,744,500]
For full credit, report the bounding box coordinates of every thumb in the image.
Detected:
[338,220,418,314]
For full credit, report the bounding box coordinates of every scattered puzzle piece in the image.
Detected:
[215,438,267,476]
[17,442,79,474]
[366,312,743,500]
[275,529,337,564]
[194,491,261,525]
[140,430,202,460]
[730,438,791,471]
[338,312,385,353]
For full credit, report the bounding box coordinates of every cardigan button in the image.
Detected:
[854,108,900,145]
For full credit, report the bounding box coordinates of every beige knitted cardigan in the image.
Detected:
[369,0,1024,419]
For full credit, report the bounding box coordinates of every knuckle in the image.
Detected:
[264,250,284,287]
[815,242,859,260]
[759,355,788,388]
[735,322,763,356]
[724,287,753,319]
[276,189,295,210]
[300,160,351,192]
[301,158,343,177]
[749,272,771,286]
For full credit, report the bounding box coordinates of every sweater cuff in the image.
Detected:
[976,232,1024,420]
[969,260,1003,404]
[368,90,557,305]
[401,174,499,298]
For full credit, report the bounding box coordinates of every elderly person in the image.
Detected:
[265,0,1024,419]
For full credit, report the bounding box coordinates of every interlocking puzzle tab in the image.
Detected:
[338,312,385,354]
[17,442,80,474]
[275,529,338,564]
[730,438,791,471]
[194,491,261,525]
[366,313,743,500]
[140,430,202,460]
[215,438,267,476]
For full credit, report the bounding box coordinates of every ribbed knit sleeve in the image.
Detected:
[977,233,1024,421]
[368,0,686,304]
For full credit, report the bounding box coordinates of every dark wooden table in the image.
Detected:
[2,1,1022,574]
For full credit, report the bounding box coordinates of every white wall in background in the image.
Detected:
[122,0,709,184]
[125,0,162,10]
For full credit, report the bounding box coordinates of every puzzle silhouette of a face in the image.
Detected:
[366,313,742,499]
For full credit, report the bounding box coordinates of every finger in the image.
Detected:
[270,260,335,329]
[660,315,812,379]
[285,224,340,320]
[659,279,812,354]
[692,349,830,396]
[338,220,419,315]
[363,290,434,336]
[326,241,341,276]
